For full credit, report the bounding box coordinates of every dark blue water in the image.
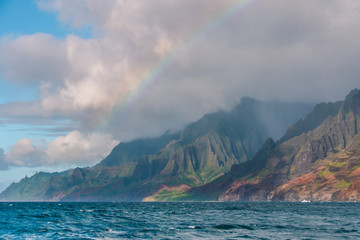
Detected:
[1,202,360,239]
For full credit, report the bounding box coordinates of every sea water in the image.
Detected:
[0,202,359,239]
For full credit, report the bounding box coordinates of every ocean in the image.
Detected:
[0,202,359,239]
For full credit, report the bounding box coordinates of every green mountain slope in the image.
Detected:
[0,98,313,201]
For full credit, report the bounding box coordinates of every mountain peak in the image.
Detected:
[345,88,360,102]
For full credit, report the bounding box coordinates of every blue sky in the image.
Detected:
[0,0,91,105]
[0,0,56,106]
[0,0,90,38]
[0,0,57,149]
[0,0,91,149]
[0,0,360,192]
[0,0,94,191]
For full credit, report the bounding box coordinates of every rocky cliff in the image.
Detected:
[209,89,360,202]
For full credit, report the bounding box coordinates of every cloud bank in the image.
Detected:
[1,0,360,166]
[0,131,118,170]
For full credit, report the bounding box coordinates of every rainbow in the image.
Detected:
[107,0,259,124]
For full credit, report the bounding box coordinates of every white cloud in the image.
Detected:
[46,130,119,165]
[0,33,68,84]
[1,131,118,169]
[4,138,47,168]
[41,35,131,115]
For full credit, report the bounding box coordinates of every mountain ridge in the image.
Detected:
[186,88,360,202]
[0,98,314,201]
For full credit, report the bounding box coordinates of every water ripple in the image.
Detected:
[1,202,360,239]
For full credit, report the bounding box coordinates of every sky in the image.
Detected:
[0,0,360,191]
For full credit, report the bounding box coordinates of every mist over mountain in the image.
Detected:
[0,98,313,201]
[187,89,360,202]
[4,88,360,202]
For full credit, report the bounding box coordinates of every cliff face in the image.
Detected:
[0,98,312,201]
[216,89,360,202]
[279,101,342,143]
[274,133,360,202]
